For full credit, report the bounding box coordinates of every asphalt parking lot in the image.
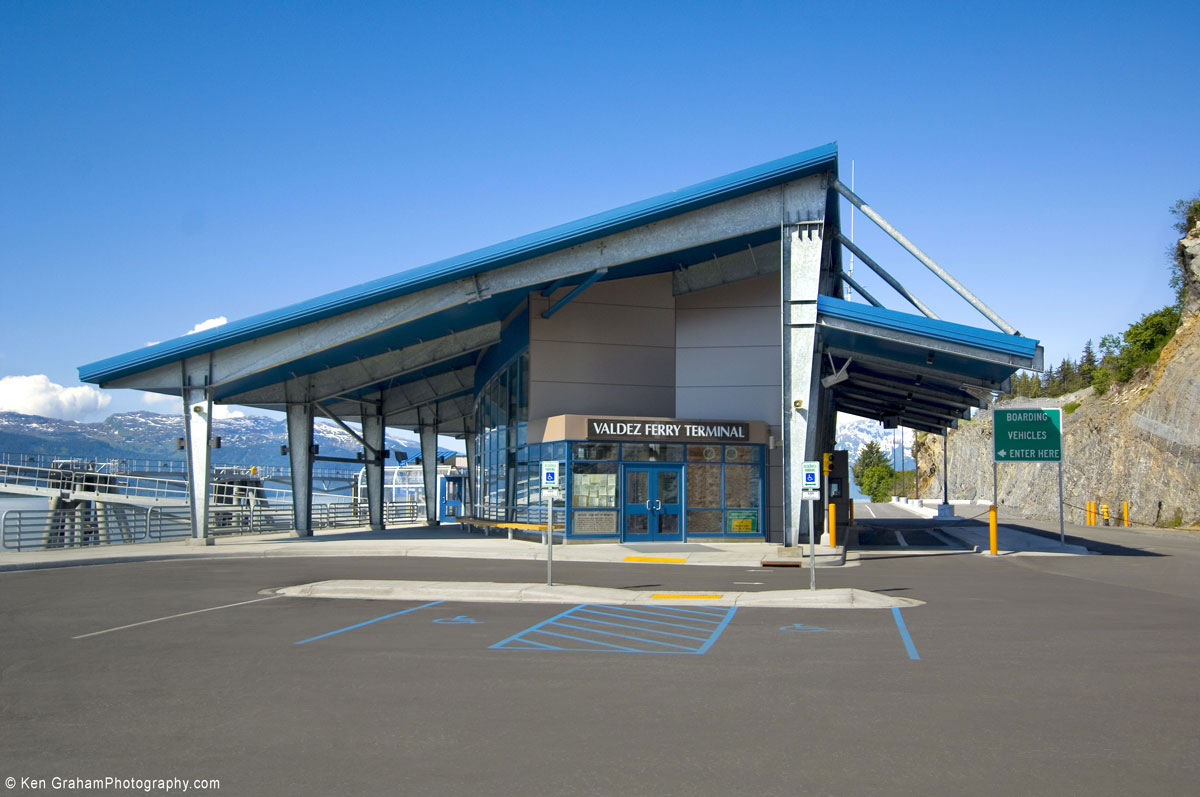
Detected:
[2,534,1198,796]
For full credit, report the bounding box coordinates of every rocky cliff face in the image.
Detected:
[916,219,1200,528]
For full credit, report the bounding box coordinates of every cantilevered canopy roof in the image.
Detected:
[817,296,1043,433]
[79,143,840,433]
[79,139,1041,437]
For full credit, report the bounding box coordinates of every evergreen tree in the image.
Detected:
[852,441,889,491]
[860,464,896,503]
[1080,340,1097,385]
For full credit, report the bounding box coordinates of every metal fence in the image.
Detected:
[1,501,424,551]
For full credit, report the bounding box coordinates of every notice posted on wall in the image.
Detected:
[727,510,757,533]
[572,510,618,534]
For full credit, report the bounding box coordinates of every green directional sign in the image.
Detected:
[994,408,1062,462]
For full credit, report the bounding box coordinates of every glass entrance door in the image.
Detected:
[622,465,683,542]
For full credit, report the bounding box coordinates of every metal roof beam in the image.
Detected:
[542,268,608,319]
[385,393,476,431]
[833,179,1019,336]
[836,234,939,319]
[833,390,963,426]
[672,240,780,296]
[838,270,883,308]
[819,315,1038,370]
[835,400,955,434]
[841,370,983,408]
[379,366,475,418]
[834,384,971,420]
[218,324,499,405]
[824,345,1010,393]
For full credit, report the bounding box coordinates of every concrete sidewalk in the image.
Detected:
[271,579,923,608]
[0,523,847,573]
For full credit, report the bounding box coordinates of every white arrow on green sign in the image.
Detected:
[993,408,1062,463]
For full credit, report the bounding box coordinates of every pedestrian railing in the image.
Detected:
[2,501,424,551]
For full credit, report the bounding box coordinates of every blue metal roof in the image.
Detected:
[816,296,1040,360]
[80,143,839,385]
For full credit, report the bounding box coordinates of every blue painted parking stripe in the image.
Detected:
[891,607,921,660]
[636,605,728,619]
[574,607,713,634]
[567,615,710,642]
[532,629,647,653]
[492,604,737,654]
[695,607,738,654]
[295,600,444,645]
[595,605,723,625]
[488,605,585,650]
[552,621,702,649]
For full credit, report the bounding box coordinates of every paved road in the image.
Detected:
[2,530,1198,796]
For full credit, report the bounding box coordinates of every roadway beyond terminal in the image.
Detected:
[1,508,1198,796]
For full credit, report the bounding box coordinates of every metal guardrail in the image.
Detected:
[0,462,306,506]
[0,451,361,483]
[1,501,424,551]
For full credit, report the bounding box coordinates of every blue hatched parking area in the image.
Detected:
[490,604,737,654]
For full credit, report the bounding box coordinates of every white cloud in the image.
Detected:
[0,375,112,421]
[142,392,175,406]
[186,316,228,335]
[211,405,246,419]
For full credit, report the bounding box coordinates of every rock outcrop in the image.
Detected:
[917,219,1200,528]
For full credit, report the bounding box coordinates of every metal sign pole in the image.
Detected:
[1058,461,1065,546]
[808,503,816,591]
[546,492,554,586]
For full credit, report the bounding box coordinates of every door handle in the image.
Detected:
[653,499,662,511]
[645,500,652,511]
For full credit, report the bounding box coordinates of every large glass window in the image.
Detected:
[473,350,530,521]
[622,443,684,462]
[686,464,722,508]
[571,462,617,508]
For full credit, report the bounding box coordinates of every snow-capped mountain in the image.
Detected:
[0,410,461,468]
[836,412,913,464]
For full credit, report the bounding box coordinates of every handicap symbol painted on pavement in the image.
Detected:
[780,623,828,632]
[433,616,481,625]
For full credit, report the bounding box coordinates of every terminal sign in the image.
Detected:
[587,418,749,443]
[994,408,1062,463]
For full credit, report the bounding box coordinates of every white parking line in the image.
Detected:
[895,531,909,547]
[73,596,282,639]
[861,504,876,518]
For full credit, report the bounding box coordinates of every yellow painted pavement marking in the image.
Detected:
[650,594,723,600]
[624,556,688,563]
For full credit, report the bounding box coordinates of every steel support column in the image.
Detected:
[782,218,827,547]
[361,404,386,531]
[286,402,314,537]
[463,420,477,520]
[418,404,439,526]
[181,360,213,546]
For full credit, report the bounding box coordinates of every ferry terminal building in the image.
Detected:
[79,143,1042,545]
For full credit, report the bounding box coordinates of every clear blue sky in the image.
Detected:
[2,0,1196,421]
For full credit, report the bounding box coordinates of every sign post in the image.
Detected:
[541,460,561,585]
[993,408,1065,544]
[802,460,821,590]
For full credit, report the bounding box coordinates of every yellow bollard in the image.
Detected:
[1101,504,1110,526]
[1087,501,1095,526]
[989,504,998,555]
[828,503,837,548]
[1123,501,1130,527]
